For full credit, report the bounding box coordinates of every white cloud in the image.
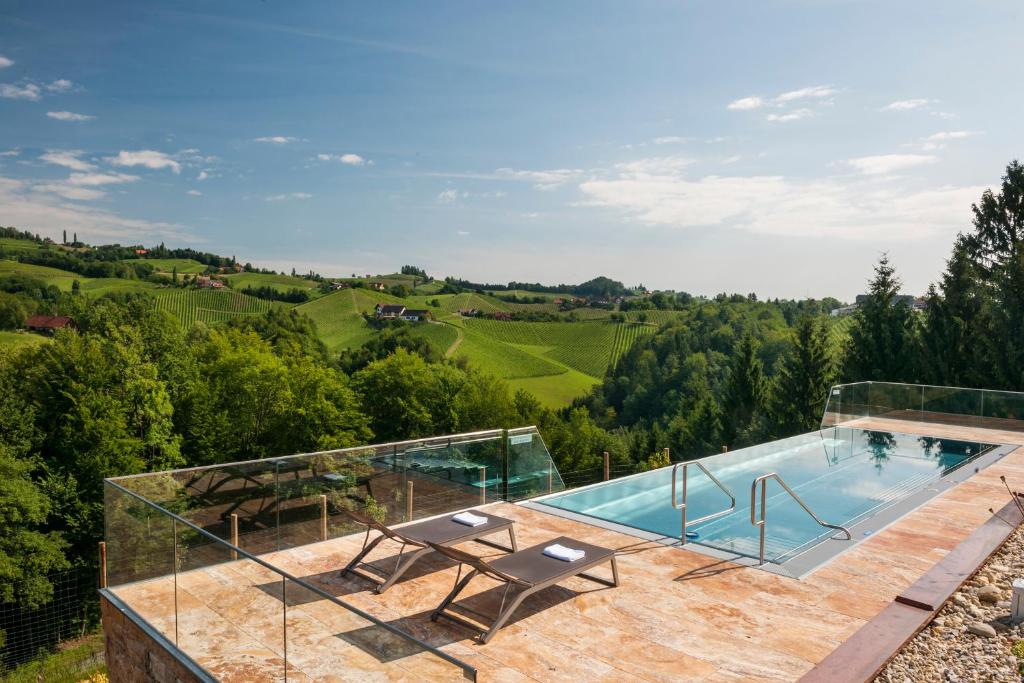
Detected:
[265,192,313,201]
[32,183,106,201]
[66,172,138,187]
[47,110,95,122]
[437,189,458,202]
[106,150,181,174]
[46,79,73,93]
[920,130,982,151]
[0,82,41,100]
[766,108,813,123]
[255,136,300,144]
[494,167,582,190]
[652,136,690,145]
[0,175,190,241]
[187,189,202,196]
[0,56,13,68]
[616,157,694,176]
[775,85,836,103]
[727,96,764,111]
[881,99,933,112]
[317,152,367,165]
[40,150,96,172]
[577,159,982,241]
[197,170,209,181]
[0,149,19,157]
[722,155,742,164]
[456,230,470,236]
[845,154,937,175]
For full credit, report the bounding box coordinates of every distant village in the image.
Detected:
[830,294,926,317]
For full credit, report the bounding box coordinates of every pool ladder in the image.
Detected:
[671,462,736,545]
[750,473,852,565]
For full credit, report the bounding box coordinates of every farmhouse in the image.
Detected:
[329,282,349,291]
[195,276,224,289]
[24,314,76,334]
[374,304,406,319]
[400,309,431,322]
[368,282,387,291]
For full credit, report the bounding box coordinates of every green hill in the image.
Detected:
[0,330,49,352]
[125,257,208,273]
[221,271,324,294]
[152,289,279,327]
[0,260,157,295]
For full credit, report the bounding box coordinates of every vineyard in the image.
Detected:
[462,318,653,378]
[153,289,278,328]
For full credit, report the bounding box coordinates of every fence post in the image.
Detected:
[98,541,107,589]
[230,513,239,560]
[722,445,728,453]
[603,452,610,481]
[501,428,510,502]
[548,461,553,494]
[664,447,670,462]
[406,481,414,522]
[319,494,328,541]
[480,467,487,506]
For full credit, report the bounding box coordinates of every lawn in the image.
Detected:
[1,632,105,682]
[0,330,49,352]
[0,260,157,295]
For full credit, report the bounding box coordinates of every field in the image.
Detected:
[221,271,324,294]
[0,238,46,255]
[0,330,49,352]
[153,289,279,328]
[0,260,157,295]
[125,257,208,273]
[296,289,405,351]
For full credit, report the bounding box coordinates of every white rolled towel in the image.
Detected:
[543,543,585,562]
[452,511,488,527]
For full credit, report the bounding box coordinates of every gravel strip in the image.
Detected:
[876,521,1024,683]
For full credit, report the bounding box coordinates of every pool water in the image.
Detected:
[538,428,996,563]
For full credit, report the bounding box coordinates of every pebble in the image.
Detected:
[875,524,1024,683]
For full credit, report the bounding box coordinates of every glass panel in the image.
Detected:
[283,578,474,681]
[867,382,922,423]
[922,385,984,429]
[981,389,1024,431]
[506,428,564,501]
[103,482,177,640]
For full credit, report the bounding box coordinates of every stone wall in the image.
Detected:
[101,593,205,683]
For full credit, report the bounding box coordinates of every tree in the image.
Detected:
[771,316,834,436]
[172,266,178,285]
[62,229,67,245]
[843,255,916,383]
[917,239,985,386]
[71,279,80,294]
[722,333,767,446]
[963,160,1024,277]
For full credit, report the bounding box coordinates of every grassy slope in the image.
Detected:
[124,257,208,273]
[222,271,325,294]
[296,288,414,351]
[152,288,279,327]
[0,260,157,294]
[0,237,46,254]
[0,330,49,351]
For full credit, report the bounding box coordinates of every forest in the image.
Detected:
[0,160,1021,669]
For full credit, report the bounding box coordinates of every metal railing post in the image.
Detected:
[672,460,736,545]
[750,472,851,566]
[547,461,553,494]
[480,467,487,505]
[501,429,510,501]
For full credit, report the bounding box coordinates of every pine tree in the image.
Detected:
[772,316,834,436]
[917,238,984,386]
[843,255,916,382]
[62,229,66,245]
[722,333,766,446]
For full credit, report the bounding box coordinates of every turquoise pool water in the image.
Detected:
[538,428,996,563]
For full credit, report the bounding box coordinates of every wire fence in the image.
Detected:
[0,567,101,675]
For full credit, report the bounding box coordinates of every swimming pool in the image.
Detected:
[536,427,999,565]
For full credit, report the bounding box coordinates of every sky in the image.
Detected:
[0,0,1021,300]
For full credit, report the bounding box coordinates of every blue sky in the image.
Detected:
[0,1,1021,299]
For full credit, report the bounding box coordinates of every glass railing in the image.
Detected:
[110,426,564,556]
[104,478,478,680]
[821,381,1024,433]
[103,426,564,679]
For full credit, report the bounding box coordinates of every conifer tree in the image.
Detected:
[772,315,834,436]
[843,255,916,382]
[722,332,766,446]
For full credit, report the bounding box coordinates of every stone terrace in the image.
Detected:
[109,417,1024,682]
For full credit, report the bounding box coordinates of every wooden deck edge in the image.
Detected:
[798,494,1024,683]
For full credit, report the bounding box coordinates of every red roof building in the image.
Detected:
[25,314,76,333]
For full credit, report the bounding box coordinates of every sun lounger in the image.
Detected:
[340,508,518,594]
[428,535,619,643]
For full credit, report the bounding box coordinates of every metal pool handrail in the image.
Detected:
[671,461,736,544]
[750,472,852,565]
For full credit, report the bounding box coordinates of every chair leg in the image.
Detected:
[341,533,384,576]
[375,547,431,594]
[432,568,478,622]
[480,586,534,644]
[508,527,518,552]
